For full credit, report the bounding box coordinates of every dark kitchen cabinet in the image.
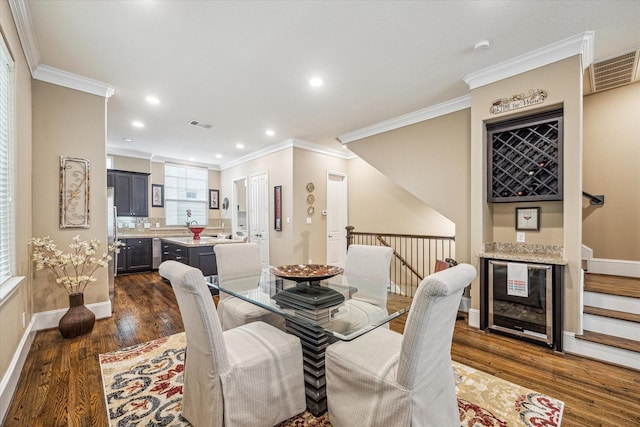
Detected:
[161,240,218,277]
[117,238,153,274]
[108,170,149,217]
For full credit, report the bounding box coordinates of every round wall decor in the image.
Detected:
[306,182,315,193]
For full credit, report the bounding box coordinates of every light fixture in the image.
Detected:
[236,143,245,149]
[145,95,160,105]
[265,129,275,137]
[309,77,324,88]
[132,121,144,128]
[123,138,133,142]
[215,154,222,159]
[474,40,491,53]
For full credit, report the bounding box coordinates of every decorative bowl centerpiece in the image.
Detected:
[188,226,205,240]
[271,264,343,286]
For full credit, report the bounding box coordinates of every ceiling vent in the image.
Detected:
[189,120,212,130]
[589,50,640,93]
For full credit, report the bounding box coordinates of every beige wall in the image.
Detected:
[32,81,108,311]
[109,154,150,173]
[0,0,34,394]
[470,56,584,332]
[345,108,471,261]
[583,82,640,260]
[220,148,295,266]
[292,148,348,265]
[347,157,455,236]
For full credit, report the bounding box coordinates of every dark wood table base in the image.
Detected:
[284,317,337,416]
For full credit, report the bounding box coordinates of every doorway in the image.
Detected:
[326,171,347,267]
[249,171,270,267]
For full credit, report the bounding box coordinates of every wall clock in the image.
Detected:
[60,156,90,228]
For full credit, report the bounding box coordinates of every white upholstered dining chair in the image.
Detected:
[325,263,477,427]
[159,260,306,427]
[338,244,394,330]
[214,242,285,330]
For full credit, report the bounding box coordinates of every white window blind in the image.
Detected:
[0,34,15,286]
[164,164,208,226]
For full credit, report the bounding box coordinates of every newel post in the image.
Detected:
[345,225,354,249]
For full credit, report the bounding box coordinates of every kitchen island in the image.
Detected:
[161,236,244,278]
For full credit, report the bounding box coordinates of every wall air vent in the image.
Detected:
[589,50,639,93]
[189,120,212,129]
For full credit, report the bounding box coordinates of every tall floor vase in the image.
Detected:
[59,293,95,338]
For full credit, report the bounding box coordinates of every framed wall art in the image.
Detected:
[209,189,219,209]
[274,185,282,231]
[151,184,164,207]
[515,207,540,231]
[60,156,90,228]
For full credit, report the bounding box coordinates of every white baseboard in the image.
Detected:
[588,258,640,278]
[32,300,112,331]
[0,318,36,423]
[468,308,480,328]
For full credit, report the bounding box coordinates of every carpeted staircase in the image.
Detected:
[577,273,640,369]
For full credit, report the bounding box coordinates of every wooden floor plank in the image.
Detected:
[3,271,639,427]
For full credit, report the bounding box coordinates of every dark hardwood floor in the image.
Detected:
[3,272,639,426]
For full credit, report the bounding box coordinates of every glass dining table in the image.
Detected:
[206,268,412,416]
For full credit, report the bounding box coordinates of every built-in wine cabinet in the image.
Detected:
[487,109,563,203]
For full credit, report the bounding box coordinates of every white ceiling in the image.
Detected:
[16,0,640,168]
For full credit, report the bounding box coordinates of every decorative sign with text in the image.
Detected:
[490,89,547,114]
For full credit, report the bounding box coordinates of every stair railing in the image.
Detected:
[583,191,605,205]
[346,226,455,297]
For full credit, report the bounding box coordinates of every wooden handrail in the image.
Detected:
[376,235,424,281]
[345,225,456,297]
[583,191,605,205]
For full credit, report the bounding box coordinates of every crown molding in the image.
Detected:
[8,0,39,74]
[464,31,595,90]
[219,138,354,170]
[33,65,114,98]
[9,0,114,98]
[108,138,353,172]
[337,95,471,144]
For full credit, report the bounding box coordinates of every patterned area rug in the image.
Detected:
[99,333,564,427]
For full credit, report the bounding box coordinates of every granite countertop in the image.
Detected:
[161,236,244,247]
[477,242,567,265]
[117,226,222,239]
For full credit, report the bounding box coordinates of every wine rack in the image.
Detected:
[487,109,563,202]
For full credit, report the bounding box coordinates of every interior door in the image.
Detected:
[326,172,347,267]
[249,171,270,267]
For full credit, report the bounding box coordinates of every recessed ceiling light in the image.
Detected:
[123,138,133,142]
[215,154,222,159]
[132,120,144,128]
[265,129,275,137]
[309,77,324,88]
[146,95,160,105]
[188,157,195,161]
[236,143,245,149]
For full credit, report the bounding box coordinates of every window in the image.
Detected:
[164,164,208,226]
[0,34,15,288]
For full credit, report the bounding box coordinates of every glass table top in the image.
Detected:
[207,268,412,341]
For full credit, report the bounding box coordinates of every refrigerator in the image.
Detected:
[107,187,117,311]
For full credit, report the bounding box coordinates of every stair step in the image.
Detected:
[584,273,640,298]
[584,306,640,324]
[577,330,640,353]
